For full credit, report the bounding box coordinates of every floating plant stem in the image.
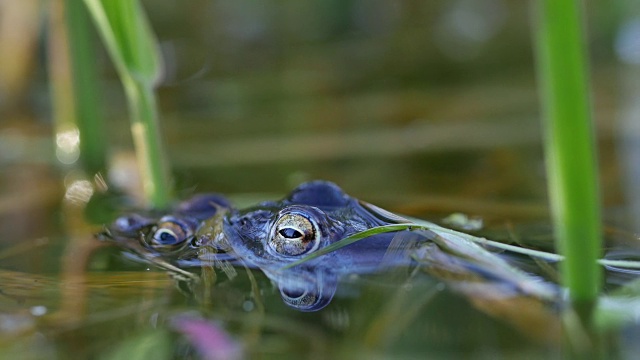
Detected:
[535,0,602,305]
[84,0,172,207]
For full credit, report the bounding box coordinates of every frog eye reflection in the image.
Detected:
[280,287,323,311]
[150,220,192,248]
[269,212,320,256]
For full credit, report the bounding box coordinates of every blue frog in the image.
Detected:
[102,181,558,314]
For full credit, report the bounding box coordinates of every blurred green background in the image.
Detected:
[1,0,631,208]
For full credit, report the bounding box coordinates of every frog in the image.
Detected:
[101,181,424,311]
[220,180,422,311]
[101,180,563,343]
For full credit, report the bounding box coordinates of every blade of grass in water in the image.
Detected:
[535,0,601,307]
[84,0,172,207]
[280,222,562,271]
[282,222,640,272]
[281,224,418,269]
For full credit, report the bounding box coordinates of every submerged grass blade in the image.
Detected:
[405,217,564,261]
[535,0,602,304]
[84,0,171,207]
[281,222,561,270]
[281,224,417,269]
[282,221,640,272]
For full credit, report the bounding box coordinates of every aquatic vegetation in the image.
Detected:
[84,0,172,207]
[536,0,602,310]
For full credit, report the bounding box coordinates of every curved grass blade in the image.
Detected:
[282,221,640,272]
[598,259,640,270]
[83,0,161,84]
[281,222,560,270]
[405,217,564,261]
[281,224,417,269]
[84,0,172,207]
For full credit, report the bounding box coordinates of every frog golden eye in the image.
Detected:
[269,212,320,256]
[150,219,192,248]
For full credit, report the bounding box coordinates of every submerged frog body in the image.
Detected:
[104,181,421,311]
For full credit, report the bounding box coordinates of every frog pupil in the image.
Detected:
[157,230,177,244]
[279,228,303,239]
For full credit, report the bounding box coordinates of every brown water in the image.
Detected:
[2,1,640,358]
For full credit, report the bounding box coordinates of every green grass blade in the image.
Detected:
[535,0,602,305]
[65,0,106,173]
[84,0,171,207]
[123,79,172,207]
[281,222,565,270]
[281,224,416,269]
[283,221,640,272]
[84,0,161,84]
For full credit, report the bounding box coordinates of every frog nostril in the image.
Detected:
[119,216,136,229]
[113,214,151,233]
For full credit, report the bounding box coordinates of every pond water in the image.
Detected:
[2,1,640,359]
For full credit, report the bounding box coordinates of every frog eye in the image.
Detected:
[269,212,320,256]
[149,219,192,249]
